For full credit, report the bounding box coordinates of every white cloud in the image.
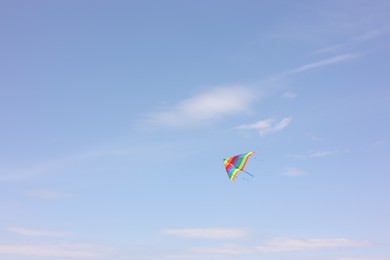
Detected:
[236,117,292,135]
[6,227,72,237]
[283,167,306,176]
[0,243,111,258]
[160,228,250,240]
[142,86,257,127]
[194,238,369,254]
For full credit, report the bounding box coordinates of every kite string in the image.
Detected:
[253,156,264,162]
[241,168,254,178]
[225,162,254,178]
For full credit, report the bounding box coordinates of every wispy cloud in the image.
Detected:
[305,132,322,141]
[314,43,351,55]
[160,228,250,240]
[293,148,348,159]
[281,92,297,100]
[6,227,72,237]
[314,28,389,54]
[236,117,292,135]
[26,189,65,199]
[256,237,369,252]
[0,163,52,182]
[335,256,390,260]
[354,28,388,41]
[0,243,111,258]
[283,167,306,176]
[142,86,257,127]
[283,54,358,75]
[0,147,137,182]
[194,238,369,254]
[371,140,386,149]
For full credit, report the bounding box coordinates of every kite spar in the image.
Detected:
[223,152,255,182]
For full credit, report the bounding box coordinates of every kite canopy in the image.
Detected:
[223,152,255,182]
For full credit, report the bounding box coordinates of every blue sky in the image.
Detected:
[1,1,390,259]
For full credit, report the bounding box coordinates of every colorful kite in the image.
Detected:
[223,152,255,182]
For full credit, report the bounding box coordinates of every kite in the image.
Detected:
[223,152,255,182]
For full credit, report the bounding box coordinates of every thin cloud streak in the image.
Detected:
[281,92,297,100]
[283,167,306,176]
[283,54,358,75]
[336,258,390,260]
[160,228,250,240]
[6,227,72,237]
[293,148,349,159]
[0,163,52,182]
[0,147,138,182]
[194,238,370,254]
[314,28,389,54]
[0,243,112,258]
[26,189,65,199]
